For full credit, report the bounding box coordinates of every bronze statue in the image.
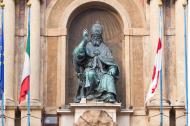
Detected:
[73,22,119,103]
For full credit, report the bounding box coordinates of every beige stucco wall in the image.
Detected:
[1,0,187,126]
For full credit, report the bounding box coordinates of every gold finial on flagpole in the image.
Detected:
[158,0,163,6]
[0,1,5,8]
[27,0,31,7]
[182,0,187,7]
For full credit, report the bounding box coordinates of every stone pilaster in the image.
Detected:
[175,0,186,106]
[0,1,16,125]
[2,1,16,125]
[124,35,130,107]
[148,0,168,106]
[4,107,15,126]
[188,0,190,124]
[20,107,42,126]
[20,1,42,126]
[147,106,170,126]
[174,0,187,125]
[57,35,67,106]
[173,106,186,126]
[30,0,41,106]
[4,0,15,106]
[0,107,15,126]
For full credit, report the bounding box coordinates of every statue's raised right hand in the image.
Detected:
[83,28,89,42]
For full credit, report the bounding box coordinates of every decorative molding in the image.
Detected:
[125,28,149,36]
[45,28,149,37]
[45,28,67,37]
[147,0,179,4]
[165,28,175,36]
[15,0,43,4]
[15,28,27,37]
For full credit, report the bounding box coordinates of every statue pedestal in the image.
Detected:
[173,105,186,126]
[57,103,133,126]
[70,103,121,124]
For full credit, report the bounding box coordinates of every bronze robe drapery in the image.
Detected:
[73,41,119,102]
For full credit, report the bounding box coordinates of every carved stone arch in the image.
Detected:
[46,0,147,29]
[59,0,131,33]
[132,0,147,26]
[65,3,126,105]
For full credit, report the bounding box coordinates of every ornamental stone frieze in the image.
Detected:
[147,0,188,4]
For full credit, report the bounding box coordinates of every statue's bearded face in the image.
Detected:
[91,34,102,46]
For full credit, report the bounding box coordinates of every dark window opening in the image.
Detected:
[170,108,176,126]
[15,107,21,126]
[43,114,58,126]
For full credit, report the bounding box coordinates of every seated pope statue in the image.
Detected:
[73,22,119,103]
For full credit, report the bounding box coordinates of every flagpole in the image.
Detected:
[187,1,190,126]
[0,2,4,126]
[158,1,163,126]
[183,1,188,126]
[27,3,31,126]
[1,96,4,126]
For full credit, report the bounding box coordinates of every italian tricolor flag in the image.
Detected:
[19,26,30,103]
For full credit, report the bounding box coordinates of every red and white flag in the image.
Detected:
[145,38,162,103]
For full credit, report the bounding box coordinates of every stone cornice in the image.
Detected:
[15,0,43,4]
[147,0,188,4]
[125,28,149,36]
[147,0,164,4]
[147,0,177,4]
[17,27,176,37]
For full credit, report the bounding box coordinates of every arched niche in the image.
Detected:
[45,0,146,108]
[66,2,125,105]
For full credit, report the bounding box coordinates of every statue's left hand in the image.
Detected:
[108,67,117,76]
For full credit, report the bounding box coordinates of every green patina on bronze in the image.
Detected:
[73,22,119,103]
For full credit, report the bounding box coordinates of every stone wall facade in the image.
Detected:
[1,0,187,126]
